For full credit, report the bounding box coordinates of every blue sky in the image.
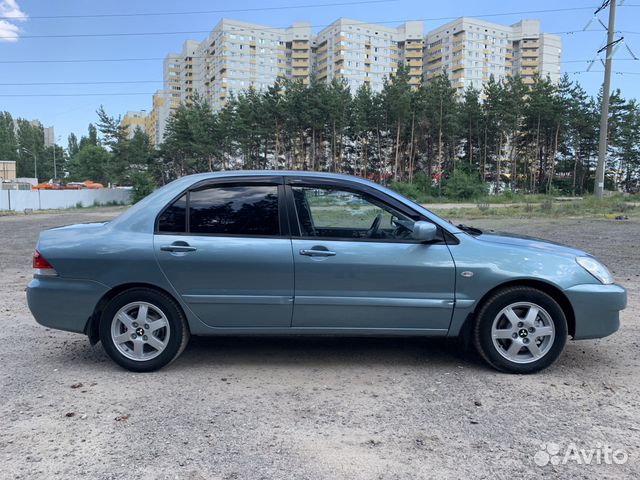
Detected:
[1,0,639,145]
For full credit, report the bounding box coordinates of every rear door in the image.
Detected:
[154,177,294,328]
[286,178,456,332]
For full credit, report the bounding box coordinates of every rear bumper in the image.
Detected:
[27,276,110,334]
[564,283,627,340]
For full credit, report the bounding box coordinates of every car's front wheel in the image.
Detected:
[99,288,189,372]
[473,287,568,374]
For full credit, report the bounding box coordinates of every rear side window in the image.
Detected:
[190,185,279,235]
[158,193,186,233]
[157,184,280,236]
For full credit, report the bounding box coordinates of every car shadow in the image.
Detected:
[172,335,484,371]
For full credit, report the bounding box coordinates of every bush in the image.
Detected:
[442,170,487,200]
[130,172,157,203]
[389,173,437,203]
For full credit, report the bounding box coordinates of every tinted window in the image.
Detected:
[158,194,187,233]
[189,185,279,236]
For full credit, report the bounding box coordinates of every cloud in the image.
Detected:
[0,0,27,43]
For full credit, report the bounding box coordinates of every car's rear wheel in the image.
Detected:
[99,288,189,372]
[473,287,567,374]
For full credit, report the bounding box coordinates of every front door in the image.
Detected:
[288,182,455,332]
[154,179,294,328]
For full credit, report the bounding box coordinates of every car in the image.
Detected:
[27,171,627,373]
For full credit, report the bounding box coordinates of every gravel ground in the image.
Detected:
[0,208,638,479]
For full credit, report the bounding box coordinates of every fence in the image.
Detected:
[0,188,132,212]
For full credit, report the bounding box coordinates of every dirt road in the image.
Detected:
[0,208,638,479]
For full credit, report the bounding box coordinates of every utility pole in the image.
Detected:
[594,0,616,198]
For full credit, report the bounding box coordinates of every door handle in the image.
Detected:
[299,248,336,257]
[161,241,197,253]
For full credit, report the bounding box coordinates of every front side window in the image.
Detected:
[292,186,419,241]
[157,184,280,236]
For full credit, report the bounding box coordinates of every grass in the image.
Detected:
[428,195,638,219]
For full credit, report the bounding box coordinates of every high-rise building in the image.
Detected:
[146,91,168,147]
[314,19,423,93]
[121,111,148,138]
[511,20,561,85]
[132,16,561,146]
[424,18,514,93]
[193,19,313,111]
[163,40,200,110]
[424,17,561,93]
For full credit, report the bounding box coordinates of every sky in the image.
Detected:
[1,0,639,146]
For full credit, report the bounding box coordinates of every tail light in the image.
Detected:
[33,250,57,276]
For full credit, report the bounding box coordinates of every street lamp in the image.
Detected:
[21,147,37,182]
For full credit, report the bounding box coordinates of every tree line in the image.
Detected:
[1,65,639,198]
[159,65,640,195]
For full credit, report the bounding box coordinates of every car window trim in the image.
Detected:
[283,179,446,245]
[155,176,288,238]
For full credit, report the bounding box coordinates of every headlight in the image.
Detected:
[576,256,613,284]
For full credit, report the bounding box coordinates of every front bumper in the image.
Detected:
[563,283,627,340]
[27,276,110,334]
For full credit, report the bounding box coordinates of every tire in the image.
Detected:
[473,287,567,374]
[99,288,190,372]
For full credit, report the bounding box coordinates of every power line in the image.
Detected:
[0,53,635,64]
[1,7,632,40]
[3,71,640,96]
[566,70,640,74]
[0,80,163,86]
[0,93,157,97]
[0,0,397,20]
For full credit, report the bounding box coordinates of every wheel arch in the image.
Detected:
[85,282,188,345]
[459,279,576,345]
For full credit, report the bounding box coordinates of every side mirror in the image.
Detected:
[412,221,438,242]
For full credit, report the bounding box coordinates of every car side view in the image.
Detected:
[27,171,627,373]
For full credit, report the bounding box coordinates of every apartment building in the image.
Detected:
[424,17,561,93]
[425,18,514,93]
[163,40,199,110]
[121,111,148,138]
[314,19,423,92]
[132,16,560,146]
[147,91,168,146]
[511,20,561,85]
[189,19,313,111]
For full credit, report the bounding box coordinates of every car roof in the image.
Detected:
[182,170,378,186]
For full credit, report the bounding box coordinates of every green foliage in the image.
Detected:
[67,145,112,184]
[130,171,156,203]
[442,170,487,200]
[2,67,640,197]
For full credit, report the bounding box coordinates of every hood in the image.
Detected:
[472,230,588,258]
